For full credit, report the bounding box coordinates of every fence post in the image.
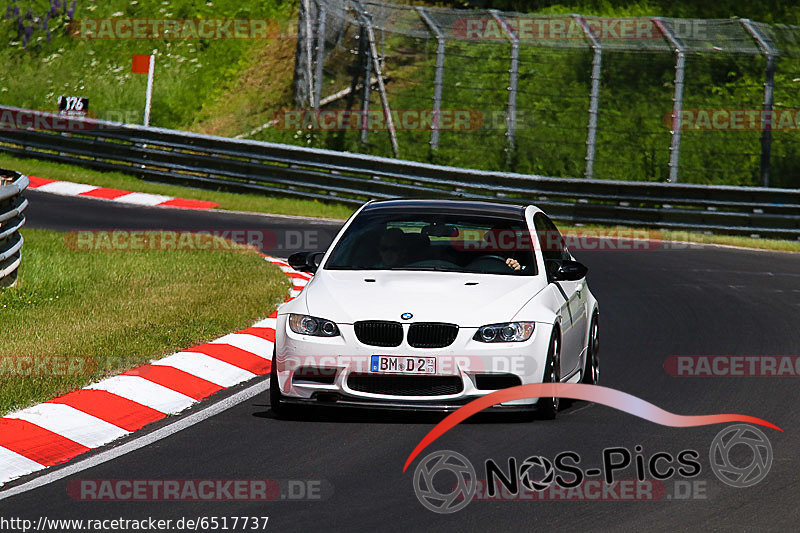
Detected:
[357,23,372,144]
[741,19,776,188]
[313,0,327,111]
[353,1,399,158]
[416,7,445,151]
[303,0,315,108]
[292,0,311,106]
[343,3,372,143]
[490,10,519,168]
[573,14,602,179]
[654,18,685,183]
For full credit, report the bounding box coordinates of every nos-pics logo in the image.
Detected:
[412,424,773,514]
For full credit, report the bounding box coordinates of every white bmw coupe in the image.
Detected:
[271,199,598,419]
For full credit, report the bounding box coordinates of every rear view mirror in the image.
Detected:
[422,224,459,238]
[288,251,324,273]
[548,260,588,281]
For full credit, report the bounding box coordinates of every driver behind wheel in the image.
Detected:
[483,225,527,271]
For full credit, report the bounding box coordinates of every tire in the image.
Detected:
[270,349,292,418]
[581,313,599,385]
[537,327,561,420]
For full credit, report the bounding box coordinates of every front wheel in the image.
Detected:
[581,313,599,385]
[537,328,561,420]
[270,350,292,418]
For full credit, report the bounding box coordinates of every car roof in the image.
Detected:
[362,199,527,218]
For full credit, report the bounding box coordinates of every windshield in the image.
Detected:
[324,210,538,275]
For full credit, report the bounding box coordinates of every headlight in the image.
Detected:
[288,314,340,337]
[474,322,535,343]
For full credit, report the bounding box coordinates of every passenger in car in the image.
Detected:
[377,227,409,268]
[403,232,431,263]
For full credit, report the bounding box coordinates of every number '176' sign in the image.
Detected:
[58,96,89,117]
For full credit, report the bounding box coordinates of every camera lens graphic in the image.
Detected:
[709,424,773,488]
[519,455,555,492]
[413,450,477,514]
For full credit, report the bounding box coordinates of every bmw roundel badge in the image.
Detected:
[401,312,413,320]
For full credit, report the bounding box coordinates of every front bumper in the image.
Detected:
[278,394,544,413]
[274,314,554,409]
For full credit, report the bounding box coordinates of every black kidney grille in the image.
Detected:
[407,323,459,348]
[354,321,403,347]
[347,374,463,396]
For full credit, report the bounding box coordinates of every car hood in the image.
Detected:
[303,269,547,326]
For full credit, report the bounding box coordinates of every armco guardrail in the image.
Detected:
[0,105,798,239]
[0,169,28,288]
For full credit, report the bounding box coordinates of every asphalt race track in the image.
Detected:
[21,190,343,254]
[3,191,800,531]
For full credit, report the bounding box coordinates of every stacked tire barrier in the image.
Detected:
[0,170,28,288]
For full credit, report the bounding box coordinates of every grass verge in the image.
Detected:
[0,228,290,416]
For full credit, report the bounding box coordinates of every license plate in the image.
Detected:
[370,355,436,374]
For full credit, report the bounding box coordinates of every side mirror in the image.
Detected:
[548,259,588,281]
[288,251,324,273]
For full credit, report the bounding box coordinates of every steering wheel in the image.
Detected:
[406,259,460,269]
[466,254,516,273]
[478,254,511,265]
